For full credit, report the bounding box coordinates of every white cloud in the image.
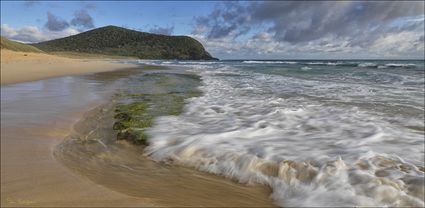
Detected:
[370,31,424,57]
[1,24,79,43]
[193,1,425,59]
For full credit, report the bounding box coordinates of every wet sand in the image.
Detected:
[1,76,155,207]
[1,49,137,85]
[1,68,275,207]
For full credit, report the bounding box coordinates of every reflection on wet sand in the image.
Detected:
[1,71,153,207]
[1,66,275,207]
[56,102,274,207]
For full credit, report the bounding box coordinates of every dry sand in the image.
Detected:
[1,49,136,85]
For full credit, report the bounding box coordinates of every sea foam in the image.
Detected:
[142,62,424,207]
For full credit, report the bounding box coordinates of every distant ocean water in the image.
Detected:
[124,59,424,207]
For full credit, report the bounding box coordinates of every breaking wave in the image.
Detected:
[144,63,424,207]
[240,60,417,69]
[243,60,298,64]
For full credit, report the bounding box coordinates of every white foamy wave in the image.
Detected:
[303,62,360,67]
[146,118,424,206]
[178,61,222,65]
[358,63,378,68]
[358,63,416,68]
[243,60,298,64]
[305,62,325,65]
[385,63,417,68]
[305,62,339,66]
[135,60,172,66]
[301,66,312,70]
[145,65,424,207]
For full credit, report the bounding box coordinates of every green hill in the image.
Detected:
[1,36,44,53]
[32,25,217,60]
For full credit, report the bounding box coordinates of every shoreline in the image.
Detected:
[1,51,155,206]
[1,65,155,206]
[56,100,274,207]
[1,59,275,207]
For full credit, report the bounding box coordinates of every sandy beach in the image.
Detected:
[2,1,423,206]
[1,49,136,85]
[0,50,156,206]
[1,52,274,207]
[1,100,155,207]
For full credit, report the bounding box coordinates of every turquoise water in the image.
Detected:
[122,59,424,206]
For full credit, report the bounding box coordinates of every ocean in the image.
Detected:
[121,59,425,207]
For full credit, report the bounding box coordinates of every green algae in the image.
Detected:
[112,72,202,145]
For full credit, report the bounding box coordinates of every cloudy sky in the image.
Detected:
[1,1,424,59]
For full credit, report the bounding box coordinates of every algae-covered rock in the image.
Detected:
[117,129,148,145]
[112,121,127,130]
[112,73,202,145]
[113,102,153,145]
[114,112,131,121]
